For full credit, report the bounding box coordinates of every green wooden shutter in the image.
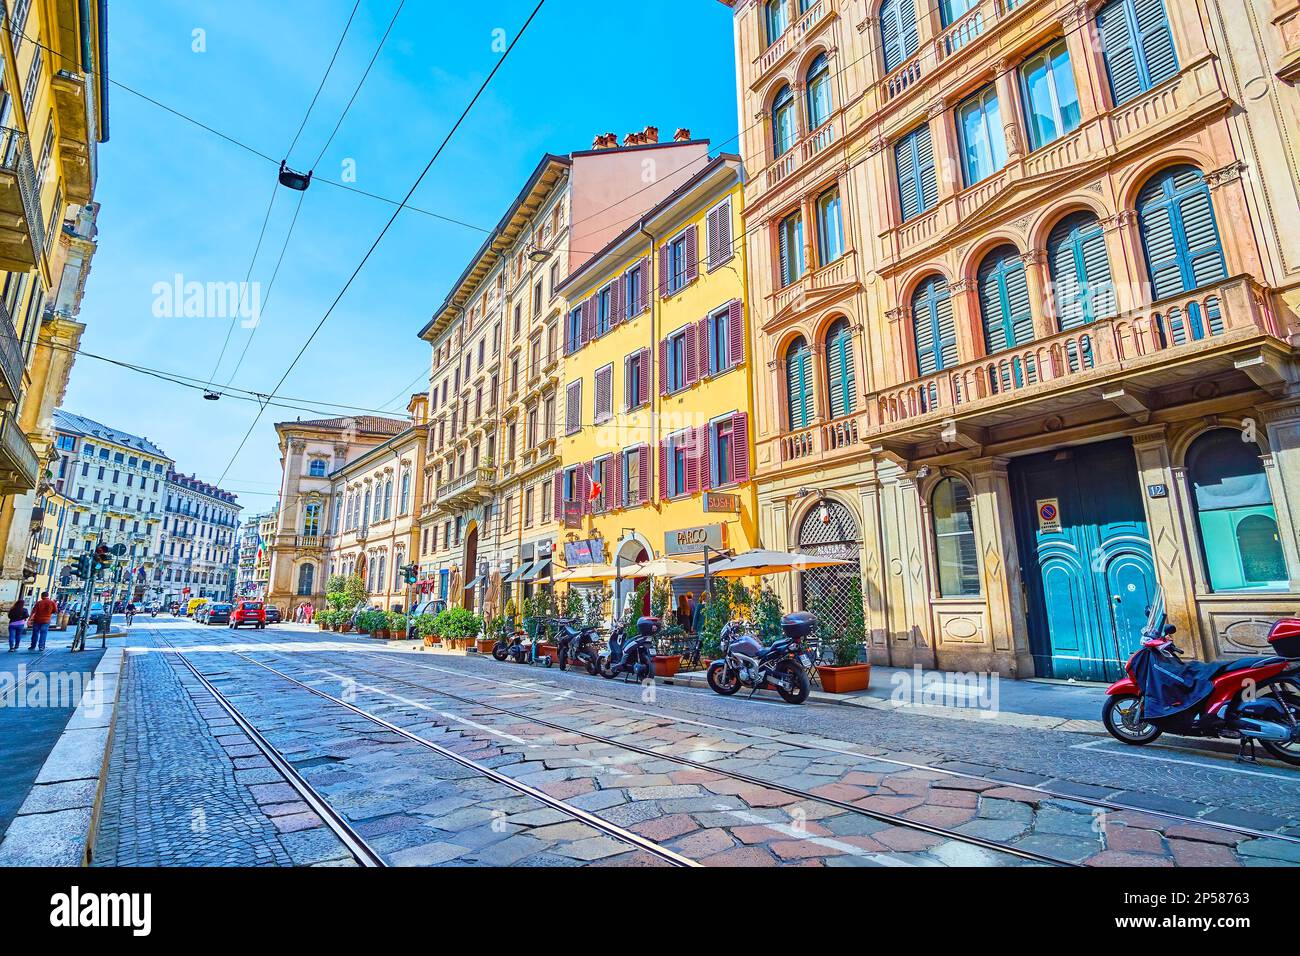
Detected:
[1134,0,1178,87]
[913,277,956,376]
[881,0,920,74]
[826,321,856,419]
[786,339,811,429]
[978,247,1034,354]
[1138,165,1226,301]
[1097,0,1143,106]
[1048,212,1116,331]
[895,125,937,222]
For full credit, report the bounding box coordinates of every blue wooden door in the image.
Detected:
[1011,439,1157,681]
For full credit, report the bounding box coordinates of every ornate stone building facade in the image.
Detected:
[727,0,1300,678]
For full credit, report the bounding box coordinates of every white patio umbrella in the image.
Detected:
[620,556,703,579]
[550,563,621,584]
[693,549,853,579]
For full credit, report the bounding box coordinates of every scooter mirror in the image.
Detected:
[1164,624,1177,635]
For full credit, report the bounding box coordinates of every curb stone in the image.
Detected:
[0,647,125,866]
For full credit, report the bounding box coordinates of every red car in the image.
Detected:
[230,600,267,629]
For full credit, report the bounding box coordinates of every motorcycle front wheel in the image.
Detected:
[585,655,600,676]
[772,660,810,704]
[492,642,509,662]
[1261,686,1300,765]
[706,660,741,696]
[557,646,569,671]
[1102,694,1162,745]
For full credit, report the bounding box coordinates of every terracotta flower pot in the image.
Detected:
[423,635,436,647]
[653,654,681,678]
[475,638,496,654]
[377,629,390,640]
[341,623,353,633]
[816,663,871,694]
[537,643,559,662]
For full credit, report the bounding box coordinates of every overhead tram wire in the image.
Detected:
[205,0,367,390]
[219,0,409,392]
[212,0,550,488]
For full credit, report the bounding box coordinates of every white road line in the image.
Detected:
[720,806,918,866]
[1072,738,1297,780]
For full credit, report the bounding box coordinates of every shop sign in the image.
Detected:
[704,492,740,514]
[562,502,583,529]
[665,523,725,556]
[564,539,602,566]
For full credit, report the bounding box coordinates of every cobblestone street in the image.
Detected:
[84,619,1300,868]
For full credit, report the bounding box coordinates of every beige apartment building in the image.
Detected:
[417,131,715,612]
[727,0,1300,679]
[325,394,429,611]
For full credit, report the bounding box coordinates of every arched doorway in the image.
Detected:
[614,538,650,621]
[798,499,862,631]
[463,524,479,612]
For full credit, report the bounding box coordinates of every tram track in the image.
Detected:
[229,629,1300,853]
[155,632,697,867]
[217,634,1069,866]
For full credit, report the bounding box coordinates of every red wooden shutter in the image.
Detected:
[728,299,744,369]
[696,316,711,378]
[581,298,595,345]
[658,338,669,395]
[553,473,563,517]
[637,258,650,313]
[709,200,732,270]
[684,225,698,285]
[683,431,698,494]
[581,461,592,514]
[638,444,650,505]
[657,246,670,299]
[697,424,712,492]
[610,454,622,509]
[706,205,722,269]
[684,325,698,387]
[732,412,750,483]
[657,440,668,500]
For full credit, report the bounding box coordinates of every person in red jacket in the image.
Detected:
[29,591,57,652]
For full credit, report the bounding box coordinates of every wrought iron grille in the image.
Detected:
[798,499,861,638]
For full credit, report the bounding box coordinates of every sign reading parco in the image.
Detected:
[665,523,725,556]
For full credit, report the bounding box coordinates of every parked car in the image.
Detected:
[264,605,282,624]
[230,600,266,629]
[195,605,211,623]
[205,603,234,625]
[410,599,447,618]
[86,602,107,625]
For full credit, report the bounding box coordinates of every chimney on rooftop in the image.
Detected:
[674,128,691,142]
[643,125,659,144]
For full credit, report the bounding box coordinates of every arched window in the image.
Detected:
[825,319,856,420]
[383,478,393,520]
[399,471,411,514]
[308,458,327,477]
[297,563,315,596]
[815,187,844,266]
[977,244,1034,354]
[932,477,979,596]
[1047,211,1116,330]
[1137,165,1227,302]
[880,0,919,74]
[377,552,387,593]
[764,0,788,46]
[785,336,814,430]
[1187,429,1288,591]
[363,489,372,525]
[806,53,832,130]
[772,85,796,157]
[912,275,957,375]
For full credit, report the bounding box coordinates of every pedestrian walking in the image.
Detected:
[28,591,56,652]
[692,590,709,636]
[8,597,29,652]
[305,604,314,625]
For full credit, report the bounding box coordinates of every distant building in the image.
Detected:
[156,472,241,605]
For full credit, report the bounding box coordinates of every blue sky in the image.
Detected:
[61,0,740,515]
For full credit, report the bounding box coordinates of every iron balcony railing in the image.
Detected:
[0,296,22,402]
[0,410,37,490]
[0,126,44,264]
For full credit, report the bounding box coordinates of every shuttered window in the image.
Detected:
[825,318,857,420]
[1137,165,1227,301]
[880,0,920,74]
[706,200,733,271]
[978,245,1035,354]
[912,276,958,375]
[777,211,805,287]
[1048,211,1116,330]
[772,85,797,157]
[594,364,613,423]
[564,379,582,435]
[806,53,832,130]
[764,0,788,46]
[895,124,938,223]
[785,336,814,430]
[1096,0,1179,107]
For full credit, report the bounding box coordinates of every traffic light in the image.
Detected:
[69,554,91,579]
[91,544,112,575]
[402,563,418,585]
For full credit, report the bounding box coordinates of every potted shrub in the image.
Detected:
[813,579,870,693]
[413,613,439,647]
[477,613,503,654]
[439,607,482,651]
[387,611,409,639]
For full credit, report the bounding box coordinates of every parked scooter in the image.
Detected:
[706,612,815,704]
[1102,590,1300,763]
[599,617,658,681]
[555,619,602,675]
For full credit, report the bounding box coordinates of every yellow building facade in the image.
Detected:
[557,157,758,613]
[0,0,109,604]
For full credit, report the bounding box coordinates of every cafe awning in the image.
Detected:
[505,562,533,583]
[463,575,485,591]
[524,559,552,581]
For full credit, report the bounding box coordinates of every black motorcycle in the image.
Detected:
[555,619,602,675]
[599,617,659,681]
[706,612,815,704]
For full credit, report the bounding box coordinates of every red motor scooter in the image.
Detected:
[1102,591,1300,764]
